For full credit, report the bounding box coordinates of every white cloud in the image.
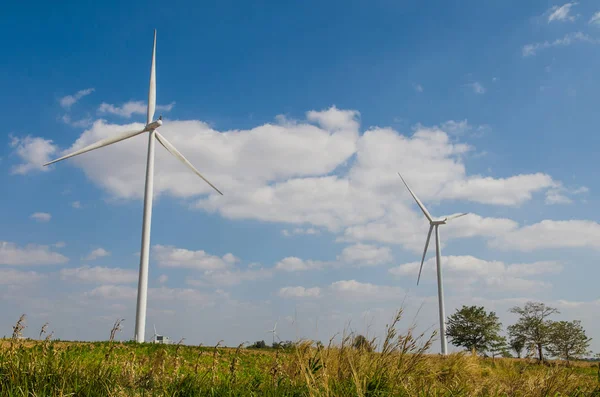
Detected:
[60,265,137,284]
[30,212,51,222]
[590,11,600,25]
[547,3,577,23]
[84,285,214,306]
[0,269,44,285]
[62,115,93,128]
[329,280,404,301]
[9,135,58,175]
[490,220,600,251]
[60,88,95,109]
[278,286,321,298]
[413,83,423,93]
[158,274,168,284]
[342,213,518,253]
[31,107,567,256]
[522,32,596,57]
[336,244,392,267]
[439,173,555,206]
[153,245,237,270]
[545,190,572,204]
[467,82,485,94]
[275,257,327,272]
[0,241,68,266]
[71,201,82,209]
[545,184,589,205]
[98,101,175,118]
[281,227,321,237]
[84,248,110,261]
[305,105,360,131]
[390,255,561,292]
[84,284,137,300]
[188,267,272,287]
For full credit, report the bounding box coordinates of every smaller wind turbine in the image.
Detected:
[152,324,170,344]
[398,172,467,355]
[266,320,278,346]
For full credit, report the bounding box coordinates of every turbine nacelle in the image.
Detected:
[145,118,163,131]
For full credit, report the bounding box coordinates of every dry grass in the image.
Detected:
[1,310,599,396]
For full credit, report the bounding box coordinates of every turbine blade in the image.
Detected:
[43,128,147,166]
[155,132,223,195]
[147,29,157,125]
[398,172,433,222]
[417,225,434,286]
[444,213,468,222]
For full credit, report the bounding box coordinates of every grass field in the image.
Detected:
[1,313,599,396]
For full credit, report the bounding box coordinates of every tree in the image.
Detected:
[352,334,374,352]
[249,340,266,348]
[489,336,510,359]
[446,305,503,355]
[509,334,526,358]
[546,320,592,361]
[508,301,559,362]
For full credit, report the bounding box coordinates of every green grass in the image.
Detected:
[1,311,599,396]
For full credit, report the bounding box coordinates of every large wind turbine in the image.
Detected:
[44,30,223,343]
[398,173,467,355]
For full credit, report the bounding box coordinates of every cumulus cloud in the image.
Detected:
[28,106,568,255]
[60,265,137,284]
[275,257,328,272]
[439,174,555,206]
[278,286,322,298]
[60,88,95,109]
[281,227,321,237]
[590,11,600,25]
[336,244,392,267]
[84,248,110,261]
[84,285,214,306]
[30,212,51,222]
[0,241,68,266]
[98,101,175,118]
[0,269,44,285]
[390,255,561,292]
[9,135,58,174]
[153,245,238,270]
[490,220,600,251]
[188,267,272,287]
[329,280,404,301]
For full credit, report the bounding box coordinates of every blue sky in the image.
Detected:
[2,0,600,354]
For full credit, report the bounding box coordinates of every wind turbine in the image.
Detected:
[43,30,223,343]
[266,320,278,346]
[397,172,467,355]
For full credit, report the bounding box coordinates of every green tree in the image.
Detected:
[352,334,374,352]
[546,320,592,361]
[489,336,510,359]
[507,301,558,362]
[446,305,503,355]
[509,334,526,358]
[249,340,266,348]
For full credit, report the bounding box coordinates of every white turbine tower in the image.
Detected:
[398,172,467,355]
[43,30,223,343]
